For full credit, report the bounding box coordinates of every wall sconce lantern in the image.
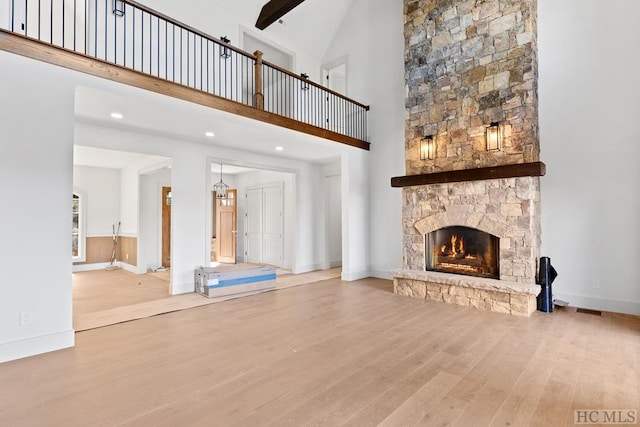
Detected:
[300,73,310,91]
[420,135,436,160]
[220,36,231,59]
[112,0,125,17]
[486,122,502,151]
[165,191,172,206]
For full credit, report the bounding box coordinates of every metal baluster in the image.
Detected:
[62,0,65,48]
[132,7,135,68]
[123,2,127,66]
[113,0,118,63]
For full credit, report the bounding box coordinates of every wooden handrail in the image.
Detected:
[0,29,370,150]
[1,0,369,145]
[123,0,369,111]
[122,0,258,60]
[261,59,370,110]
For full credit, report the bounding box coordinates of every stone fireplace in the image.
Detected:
[393,0,542,316]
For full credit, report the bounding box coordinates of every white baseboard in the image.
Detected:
[72,262,112,272]
[119,262,138,274]
[172,281,194,295]
[0,330,75,364]
[293,263,324,274]
[554,293,640,316]
[341,270,370,282]
[369,269,393,280]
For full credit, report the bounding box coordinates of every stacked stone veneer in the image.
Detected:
[395,177,541,316]
[396,0,541,316]
[404,0,538,174]
[402,178,541,282]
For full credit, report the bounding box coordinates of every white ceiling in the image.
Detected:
[74,85,346,169]
[210,163,257,175]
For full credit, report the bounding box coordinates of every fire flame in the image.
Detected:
[447,235,465,257]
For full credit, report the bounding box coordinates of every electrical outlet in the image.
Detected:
[592,280,600,289]
[20,312,32,326]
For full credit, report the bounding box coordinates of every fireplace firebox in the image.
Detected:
[426,226,499,279]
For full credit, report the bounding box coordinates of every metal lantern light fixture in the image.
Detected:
[420,135,436,160]
[220,36,231,59]
[300,73,310,91]
[213,164,229,199]
[112,0,125,16]
[486,122,502,151]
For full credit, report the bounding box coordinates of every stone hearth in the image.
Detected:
[394,270,538,316]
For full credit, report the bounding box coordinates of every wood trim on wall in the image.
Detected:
[117,237,138,267]
[76,236,138,266]
[84,237,116,264]
[0,30,369,150]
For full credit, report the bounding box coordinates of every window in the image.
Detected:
[72,192,85,262]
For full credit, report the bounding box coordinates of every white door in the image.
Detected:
[327,175,342,267]
[263,185,283,266]
[245,188,263,264]
[244,184,284,267]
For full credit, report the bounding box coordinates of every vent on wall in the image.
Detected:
[576,308,603,316]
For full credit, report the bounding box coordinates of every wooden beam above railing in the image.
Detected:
[256,0,306,30]
[390,162,546,188]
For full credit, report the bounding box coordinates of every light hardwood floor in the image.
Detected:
[2,277,639,426]
[73,268,341,331]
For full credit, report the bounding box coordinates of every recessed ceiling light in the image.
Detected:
[205,132,215,138]
[275,146,284,151]
[110,112,123,119]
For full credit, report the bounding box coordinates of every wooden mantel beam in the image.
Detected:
[255,0,306,30]
[390,162,546,188]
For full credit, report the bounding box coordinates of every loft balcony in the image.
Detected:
[0,0,369,150]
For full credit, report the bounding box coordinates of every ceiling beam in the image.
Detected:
[255,0,306,30]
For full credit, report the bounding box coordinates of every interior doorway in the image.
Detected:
[322,58,348,134]
[322,59,347,95]
[325,174,342,268]
[215,189,237,264]
[161,186,171,268]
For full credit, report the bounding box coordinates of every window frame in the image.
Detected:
[72,189,87,263]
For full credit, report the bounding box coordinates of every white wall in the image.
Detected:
[119,163,139,237]
[365,0,405,279]
[0,51,75,362]
[539,0,640,314]
[322,0,405,279]
[73,166,121,236]
[341,148,370,281]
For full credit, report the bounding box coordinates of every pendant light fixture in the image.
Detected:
[213,163,229,199]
